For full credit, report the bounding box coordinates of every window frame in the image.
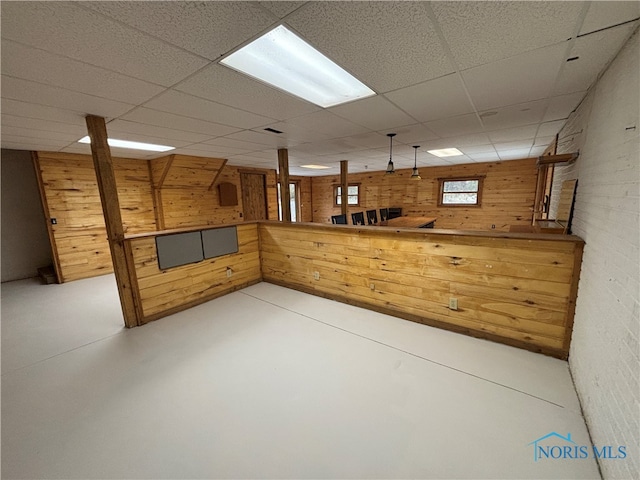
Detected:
[334,183,361,207]
[437,176,485,207]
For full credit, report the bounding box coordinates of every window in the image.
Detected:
[277,181,301,221]
[334,184,360,206]
[439,177,483,206]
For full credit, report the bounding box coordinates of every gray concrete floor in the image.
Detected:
[1,275,600,479]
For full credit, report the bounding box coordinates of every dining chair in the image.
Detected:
[331,214,347,224]
[351,212,365,225]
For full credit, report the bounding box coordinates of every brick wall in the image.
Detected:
[553,29,639,479]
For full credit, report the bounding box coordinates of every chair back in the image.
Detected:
[331,214,347,224]
[351,212,365,225]
[379,208,389,222]
[366,209,378,225]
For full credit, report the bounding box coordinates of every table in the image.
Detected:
[381,216,436,228]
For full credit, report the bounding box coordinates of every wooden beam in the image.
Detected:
[537,152,578,167]
[208,158,228,191]
[85,115,140,328]
[157,155,174,189]
[340,160,348,216]
[31,152,62,283]
[278,148,291,222]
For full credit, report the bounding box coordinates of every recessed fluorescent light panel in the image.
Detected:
[427,148,464,157]
[300,164,331,169]
[220,25,376,108]
[78,136,175,152]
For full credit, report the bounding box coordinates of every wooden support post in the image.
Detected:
[278,148,291,222]
[340,160,348,216]
[85,115,140,328]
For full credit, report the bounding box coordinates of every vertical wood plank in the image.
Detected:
[340,160,348,216]
[278,148,291,222]
[85,115,140,327]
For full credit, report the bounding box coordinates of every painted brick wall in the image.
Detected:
[553,29,639,479]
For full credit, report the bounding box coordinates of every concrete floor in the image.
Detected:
[1,275,601,479]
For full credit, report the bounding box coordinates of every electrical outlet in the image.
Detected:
[226,268,233,278]
[313,271,320,280]
[51,218,57,225]
[449,297,458,310]
[491,224,496,229]
[370,283,375,290]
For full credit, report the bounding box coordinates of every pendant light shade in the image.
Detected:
[411,145,421,180]
[386,133,396,174]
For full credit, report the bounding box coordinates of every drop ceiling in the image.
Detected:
[1,1,638,176]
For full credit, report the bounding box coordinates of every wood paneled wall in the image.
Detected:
[152,158,279,229]
[260,222,583,359]
[311,158,538,231]
[35,152,279,282]
[126,223,261,322]
[34,151,155,282]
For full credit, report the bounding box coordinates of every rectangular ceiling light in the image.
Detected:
[78,136,175,152]
[220,25,376,108]
[427,148,464,157]
[300,164,331,169]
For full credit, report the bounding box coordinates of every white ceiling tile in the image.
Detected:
[1,126,81,143]
[488,125,539,143]
[329,96,416,131]
[553,23,637,96]
[223,130,300,148]
[1,40,165,105]
[497,148,533,160]
[106,120,213,144]
[580,2,640,35]
[82,1,277,60]
[202,137,265,153]
[479,100,548,130]
[286,2,453,92]
[425,113,484,137]
[277,111,369,138]
[1,134,70,150]
[459,144,497,155]
[493,139,534,151]
[432,1,584,70]
[258,2,307,19]
[468,151,501,162]
[175,143,251,157]
[384,73,475,123]
[176,64,319,121]
[334,132,390,150]
[121,108,241,137]
[543,92,587,122]
[143,91,276,129]
[463,43,567,111]
[1,99,87,125]
[1,2,208,86]
[2,114,87,136]
[377,124,439,146]
[2,76,134,119]
[537,120,567,138]
[437,132,492,147]
[534,135,556,147]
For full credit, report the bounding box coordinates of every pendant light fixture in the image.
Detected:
[386,133,396,174]
[411,145,422,180]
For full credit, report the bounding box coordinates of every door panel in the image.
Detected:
[240,173,268,221]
